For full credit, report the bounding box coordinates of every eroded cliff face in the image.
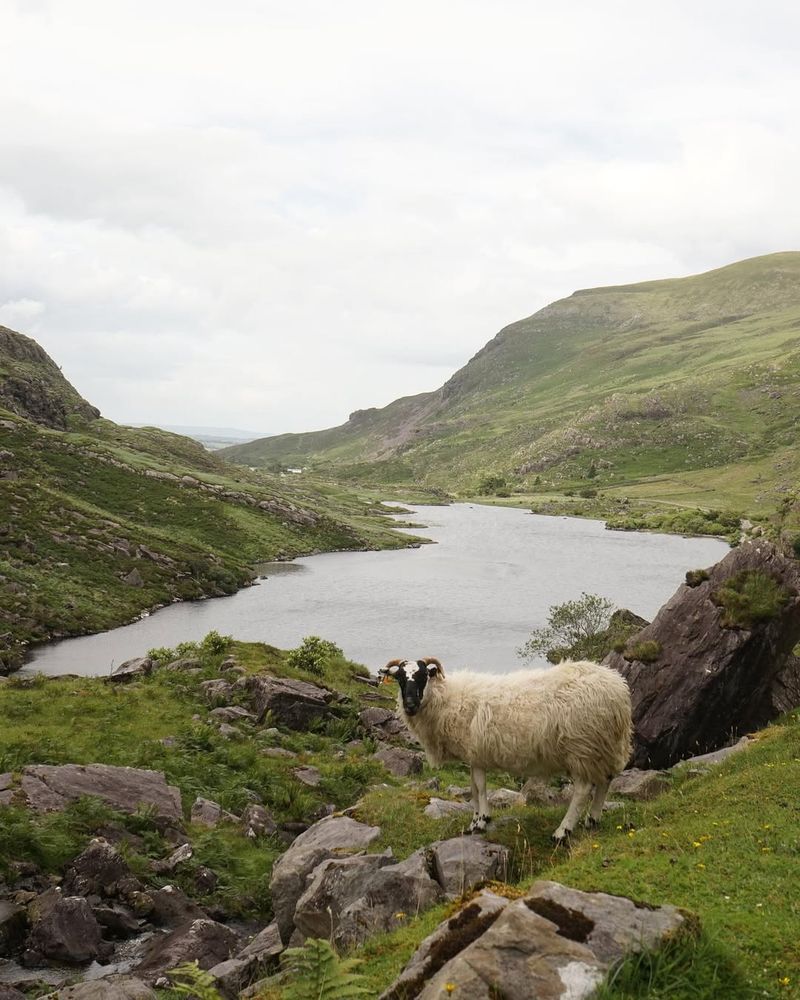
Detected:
[605,540,800,768]
[0,326,100,429]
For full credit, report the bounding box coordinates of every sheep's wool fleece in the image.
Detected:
[401,660,632,783]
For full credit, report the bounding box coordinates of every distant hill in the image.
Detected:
[221,252,800,512]
[0,327,419,671]
[131,425,268,451]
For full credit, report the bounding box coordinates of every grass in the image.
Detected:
[711,570,792,629]
[0,638,391,919]
[218,253,800,535]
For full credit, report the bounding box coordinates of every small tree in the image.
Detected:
[517,592,615,664]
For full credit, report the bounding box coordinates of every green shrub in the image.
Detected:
[287,635,344,676]
[791,536,800,558]
[623,640,662,663]
[685,568,710,587]
[282,938,369,1000]
[518,593,615,663]
[200,630,232,655]
[711,571,790,629]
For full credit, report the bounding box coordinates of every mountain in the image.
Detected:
[221,252,800,512]
[0,327,421,672]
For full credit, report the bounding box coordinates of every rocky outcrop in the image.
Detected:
[19,764,183,821]
[0,901,27,956]
[26,889,110,964]
[134,919,239,984]
[429,836,509,898]
[605,541,800,768]
[269,815,382,942]
[373,745,424,777]
[108,657,153,683]
[381,881,691,1000]
[237,675,334,729]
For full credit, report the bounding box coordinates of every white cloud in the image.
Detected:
[0,0,798,432]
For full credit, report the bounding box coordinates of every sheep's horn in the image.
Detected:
[379,658,404,675]
[421,657,444,677]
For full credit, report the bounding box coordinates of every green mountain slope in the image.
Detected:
[222,252,800,511]
[0,328,422,672]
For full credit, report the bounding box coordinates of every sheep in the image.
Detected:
[379,656,632,842]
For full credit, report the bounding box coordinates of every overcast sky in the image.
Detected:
[1,1,798,435]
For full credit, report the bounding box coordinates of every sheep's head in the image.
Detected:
[379,657,445,717]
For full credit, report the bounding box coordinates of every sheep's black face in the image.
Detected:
[381,659,439,717]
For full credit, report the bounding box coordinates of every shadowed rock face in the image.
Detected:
[605,541,800,768]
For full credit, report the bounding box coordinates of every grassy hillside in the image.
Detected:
[0,328,427,672]
[221,253,800,520]
[2,637,797,998]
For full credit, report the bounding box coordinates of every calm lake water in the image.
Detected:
[24,504,729,677]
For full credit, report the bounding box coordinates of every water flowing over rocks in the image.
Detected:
[605,540,800,768]
[381,881,691,1000]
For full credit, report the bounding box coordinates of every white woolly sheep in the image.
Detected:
[379,656,632,842]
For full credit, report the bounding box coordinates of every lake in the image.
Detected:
[24,504,729,677]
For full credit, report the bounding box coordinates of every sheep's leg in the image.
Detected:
[468,767,491,834]
[553,780,593,843]
[585,779,611,828]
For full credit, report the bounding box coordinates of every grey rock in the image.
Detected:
[92,902,140,937]
[373,746,424,777]
[135,918,239,984]
[241,803,277,839]
[260,747,296,759]
[52,979,156,1000]
[673,736,753,771]
[26,888,109,964]
[238,921,283,960]
[207,957,253,996]
[445,784,471,799]
[20,765,182,821]
[521,777,572,806]
[423,797,472,820]
[108,657,153,683]
[150,842,193,874]
[488,787,526,810]
[217,723,241,739]
[293,766,321,787]
[191,797,239,827]
[358,706,414,741]
[209,706,256,723]
[0,988,26,1000]
[332,850,445,950]
[146,884,206,928]
[199,679,233,704]
[610,768,671,800]
[294,851,395,941]
[62,838,135,897]
[430,836,510,898]
[0,900,27,956]
[238,674,334,729]
[605,540,800,768]
[269,814,381,942]
[387,880,690,1000]
[0,771,14,806]
[379,891,508,1000]
[164,656,201,671]
[122,569,144,588]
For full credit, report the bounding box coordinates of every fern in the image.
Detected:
[282,938,370,1000]
[168,961,225,1000]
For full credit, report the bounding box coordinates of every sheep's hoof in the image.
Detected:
[585,816,600,830]
[469,815,490,834]
[552,829,572,845]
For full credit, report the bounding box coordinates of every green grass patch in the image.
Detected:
[711,570,791,629]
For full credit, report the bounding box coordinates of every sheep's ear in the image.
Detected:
[379,659,403,681]
[422,657,444,679]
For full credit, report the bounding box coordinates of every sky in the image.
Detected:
[1,1,799,435]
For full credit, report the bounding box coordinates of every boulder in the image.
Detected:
[609,769,671,801]
[191,797,238,827]
[382,880,690,1000]
[429,836,510,898]
[150,843,193,875]
[373,746,424,777]
[135,918,239,984]
[51,979,156,1000]
[237,675,334,729]
[238,921,283,960]
[241,804,277,839]
[61,838,135,897]
[338,849,445,950]
[293,851,395,941]
[487,787,526,810]
[20,765,183,821]
[0,900,27,956]
[209,706,256,723]
[521,777,573,806]
[358,707,414,741]
[605,541,800,767]
[0,771,14,806]
[380,890,509,1000]
[92,902,140,937]
[269,815,381,942]
[293,766,321,787]
[26,889,109,964]
[146,884,206,928]
[672,736,753,772]
[423,797,472,820]
[200,679,233,704]
[108,657,153,683]
[122,569,144,588]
